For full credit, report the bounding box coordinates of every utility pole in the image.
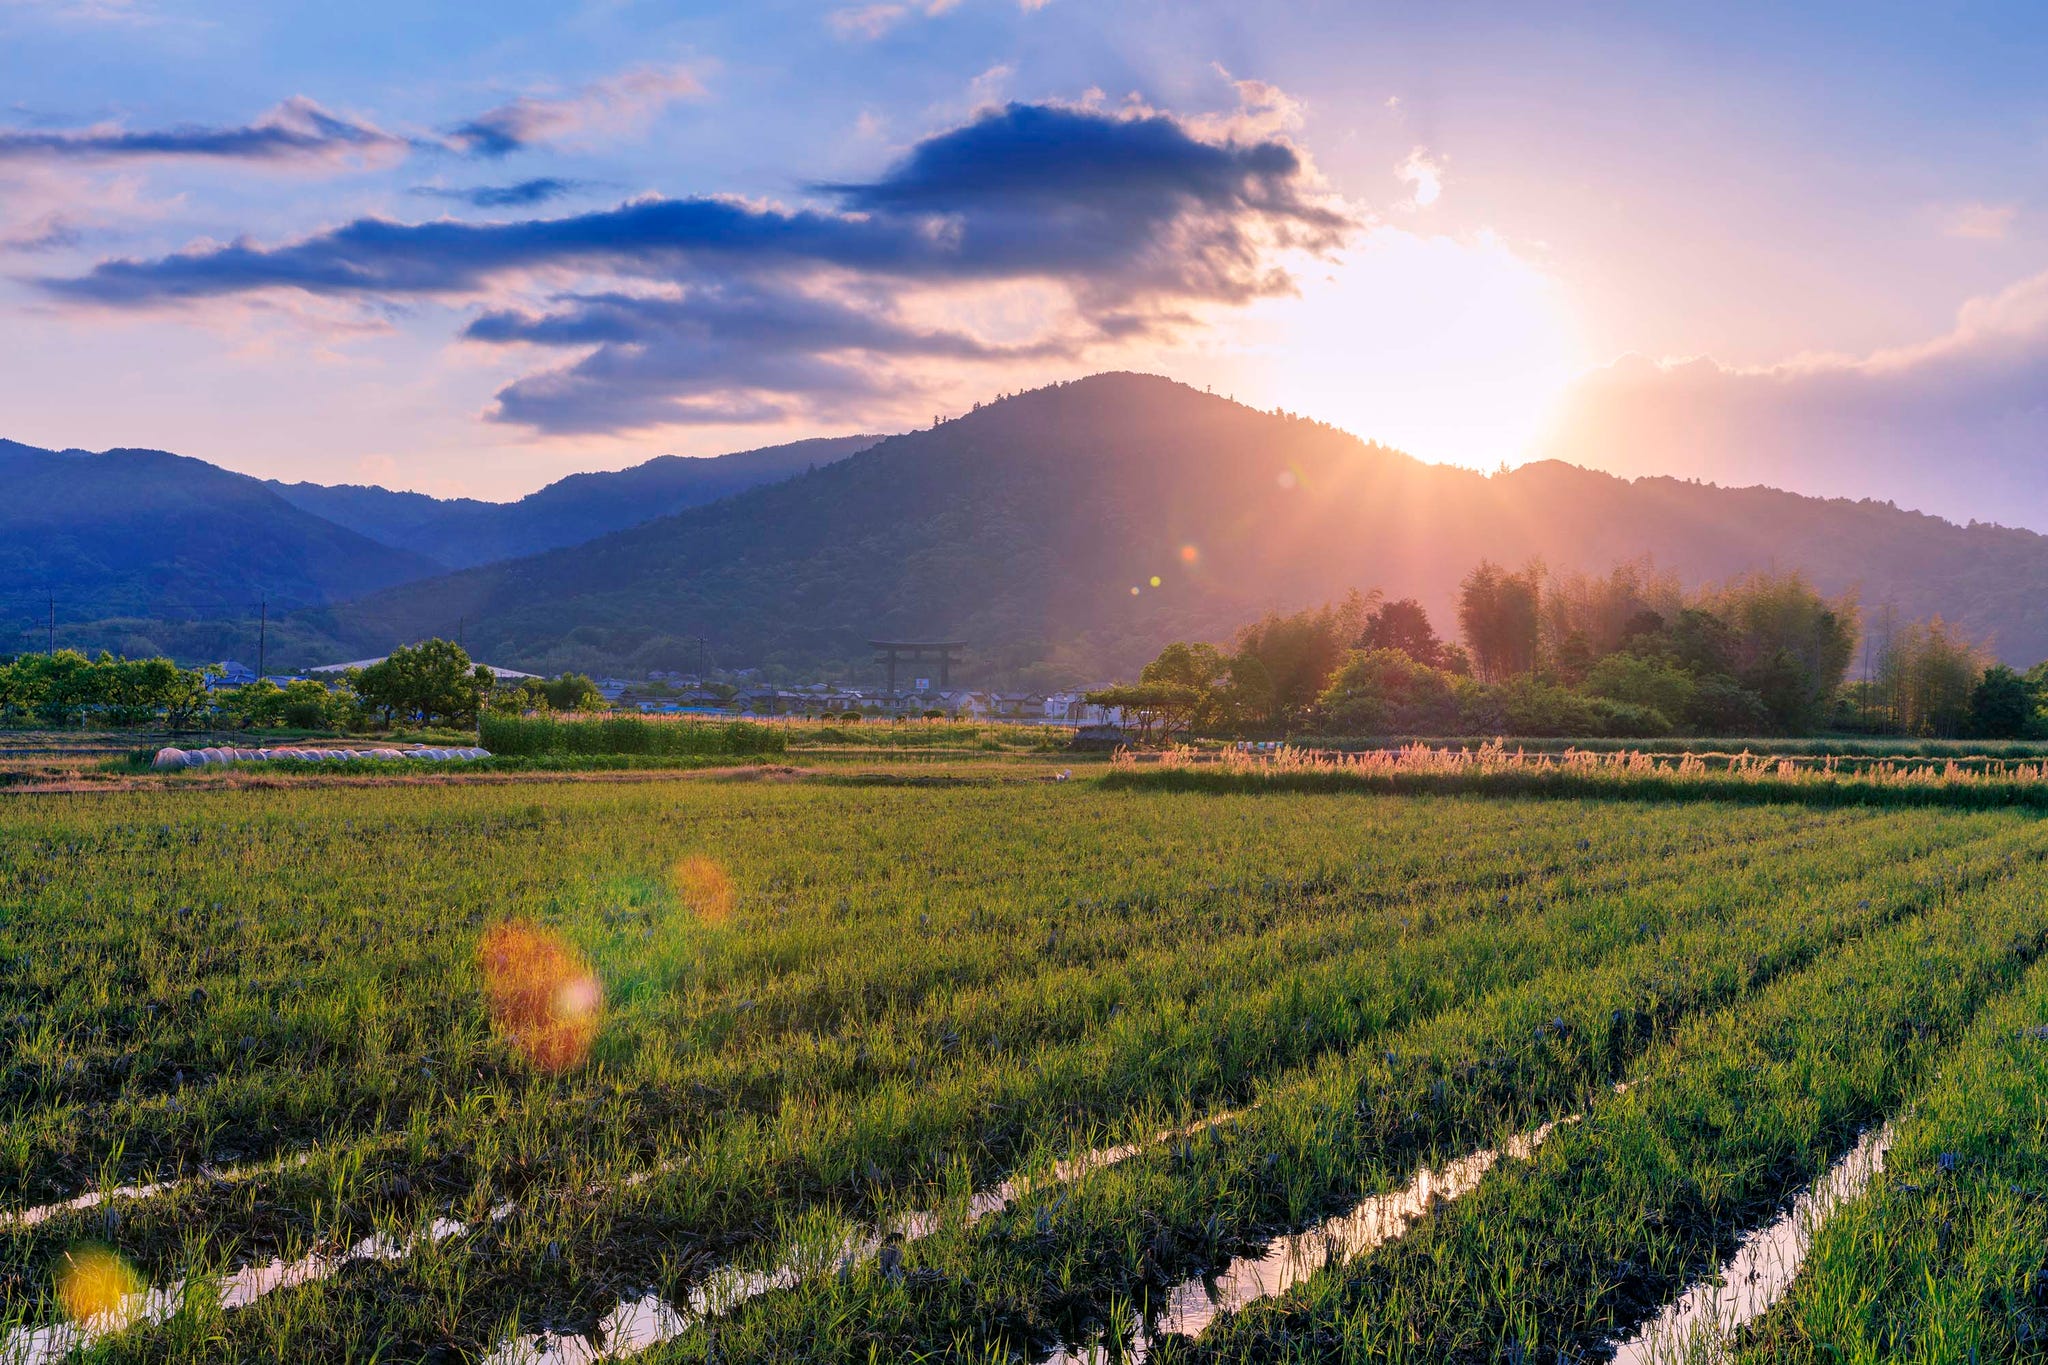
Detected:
[47,593,55,654]
[257,598,268,680]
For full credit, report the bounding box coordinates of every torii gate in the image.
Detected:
[869,640,965,696]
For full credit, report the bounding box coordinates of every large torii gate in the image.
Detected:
[869,639,965,695]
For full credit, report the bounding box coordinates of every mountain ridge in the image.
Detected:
[266,433,885,568]
[287,372,2048,680]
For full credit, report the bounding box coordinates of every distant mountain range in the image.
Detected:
[0,438,442,624]
[294,373,2048,680]
[17,373,2048,679]
[0,433,879,654]
[267,434,880,569]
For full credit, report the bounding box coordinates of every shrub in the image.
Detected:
[479,713,786,758]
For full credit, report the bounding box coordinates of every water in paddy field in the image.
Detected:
[1046,1118,1572,1364]
[1609,1122,1895,1365]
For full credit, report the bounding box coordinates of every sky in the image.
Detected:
[2,1,2045,523]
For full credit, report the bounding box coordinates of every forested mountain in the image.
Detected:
[268,434,882,568]
[0,439,442,635]
[294,373,2048,680]
[4,432,882,658]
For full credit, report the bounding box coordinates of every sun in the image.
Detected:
[1214,228,1589,470]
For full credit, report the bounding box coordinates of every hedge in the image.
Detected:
[479,713,786,757]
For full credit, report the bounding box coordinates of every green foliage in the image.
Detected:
[1580,652,1695,725]
[478,711,787,757]
[1966,663,2033,739]
[1357,596,1452,669]
[1876,615,1991,737]
[1230,592,1374,728]
[1458,560,1542,681]
[215,677,352,731]
[1082,681,1204,743]
[8,775,2046,1358]
[1316,648,1459,733]
[352,639,492,726]
[0,649,211,728]
[1699,569,1859,730]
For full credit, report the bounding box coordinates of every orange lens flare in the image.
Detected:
[1179,544,1199,565]
[672,855,736,925]
[476,920,604,1072]
[57,1244,144,1327]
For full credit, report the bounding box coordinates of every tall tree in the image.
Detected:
[1457,561,1542,682]
[1232,591,1373,728]
[1357,597,1448,668]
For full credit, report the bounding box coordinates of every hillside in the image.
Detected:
[268,434,884,568]
[291,373,2048,681]
[0,439,443,650]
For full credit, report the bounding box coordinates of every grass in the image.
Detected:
[1109,740,2048,810]
[3,763,2047,1361]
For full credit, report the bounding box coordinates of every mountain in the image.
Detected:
[268,434,884,569]
[0,439,443,650]
[292,372,2048,681]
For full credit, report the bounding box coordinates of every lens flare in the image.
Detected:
[57,1244,144,1327]
[672,855,736,926]
[1149,575,1162,587]
[476,920,604,1072]
[1179,544,1199,565]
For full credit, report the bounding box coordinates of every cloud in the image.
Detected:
[465,279,1073,432]
[0,96,404,167]
[827,0,956,41]
[1544,269,2048,527]
[412,177,585,208]
[1395,146,1443,208]
[1942,201,2016,241]
[0,0,157,25]
[45,96,1351,433]
[448,63,705,158]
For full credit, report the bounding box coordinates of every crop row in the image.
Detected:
[626,809,2048,1361]
[34,806,2044,1360]
[0,785,1851,1204]
[1731,952,2048,1361]
[1,790,1877,1338]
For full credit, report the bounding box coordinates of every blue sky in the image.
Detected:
[2,0,2045,522]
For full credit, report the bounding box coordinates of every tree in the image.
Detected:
[1877,617,1986,736]
[353,639,492,726]
[1581,652,1693,729]
[1457,561,1541,682]
[1232,592,1373,728]
[1139,642,1232,731]
[1967,664,2032,739]
[1357,598,1448,668]
[541,673,604,712]
[1697,570,1858,732]
[1540,559,1682,664]
[1082,682,1203,745]
[1316,648,1457,734]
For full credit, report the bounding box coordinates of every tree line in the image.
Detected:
[0,639,601,731]
[1094,558,2041,741]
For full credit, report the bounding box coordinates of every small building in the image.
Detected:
[205,660,258,691]
[306,656,539,683]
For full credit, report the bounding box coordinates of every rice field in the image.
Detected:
[3,766,2046,1361]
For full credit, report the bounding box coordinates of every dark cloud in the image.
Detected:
[467,281,1075,433]
[445,64,705,159]
[1545,271,2048,527]
[45,99,1352,432]
[0,97,402,165]
[446,115,527,160]
[412,177,585,208]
